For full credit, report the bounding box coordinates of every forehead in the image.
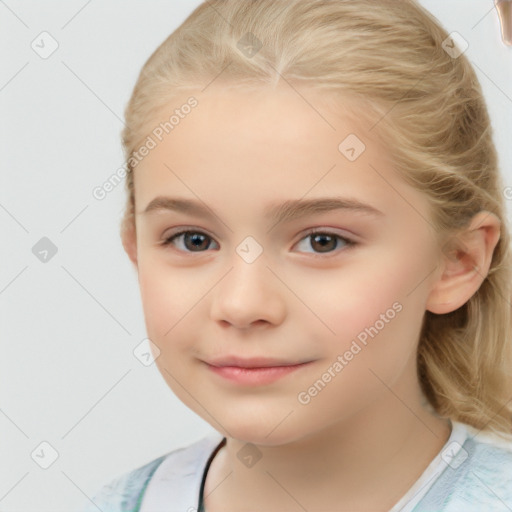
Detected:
[132,84,422,222]
[153,84,373,155]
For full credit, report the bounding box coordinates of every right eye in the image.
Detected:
[160,230,219,253]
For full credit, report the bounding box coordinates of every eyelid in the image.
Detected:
[161,225,357,241]
[161,225,215,241]
[298,226,357,242]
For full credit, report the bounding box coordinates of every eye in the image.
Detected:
[161,230,219,252]
[160,228,357,256]
[293,229,357,256]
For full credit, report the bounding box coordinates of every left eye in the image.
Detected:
[295,230,356,255]
[160,229,356,255]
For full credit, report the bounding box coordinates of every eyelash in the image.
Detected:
[159,228,358,257]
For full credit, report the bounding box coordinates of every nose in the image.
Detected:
[209,253,286,330]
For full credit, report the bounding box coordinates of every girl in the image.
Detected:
[82,1,512,510]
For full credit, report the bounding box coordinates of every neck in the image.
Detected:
[204,379,451,512]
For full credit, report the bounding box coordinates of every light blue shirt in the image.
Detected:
[80,421,512,512]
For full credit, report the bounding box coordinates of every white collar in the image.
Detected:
[140,431,225,512]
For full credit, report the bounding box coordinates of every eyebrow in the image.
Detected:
[140,196,384,225]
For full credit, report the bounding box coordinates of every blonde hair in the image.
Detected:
[120,0,512,436]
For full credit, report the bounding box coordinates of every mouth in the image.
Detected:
[204,356,315,386]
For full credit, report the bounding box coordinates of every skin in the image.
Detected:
[122,83,501,511]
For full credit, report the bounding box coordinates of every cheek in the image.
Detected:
[137,260,212,356]
[137,262,187,340]
[296,264,400,338]
[315,252,428,359]
[139,274,168,334]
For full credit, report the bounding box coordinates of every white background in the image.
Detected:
[0,1,510,511]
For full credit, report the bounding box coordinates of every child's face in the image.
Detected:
[131,84,443,444]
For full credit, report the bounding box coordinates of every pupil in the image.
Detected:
[186,232,208,250]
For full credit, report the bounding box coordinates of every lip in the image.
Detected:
[207,355,308,368]
[204,356,314,386]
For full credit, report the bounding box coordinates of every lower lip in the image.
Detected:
[207,362,312,386]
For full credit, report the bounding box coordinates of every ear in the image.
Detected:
[426,211,501,314]
[121,216,138,269]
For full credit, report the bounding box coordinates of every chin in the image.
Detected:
[208,413,310,447]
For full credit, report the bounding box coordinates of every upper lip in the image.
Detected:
[206,356,310,368]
